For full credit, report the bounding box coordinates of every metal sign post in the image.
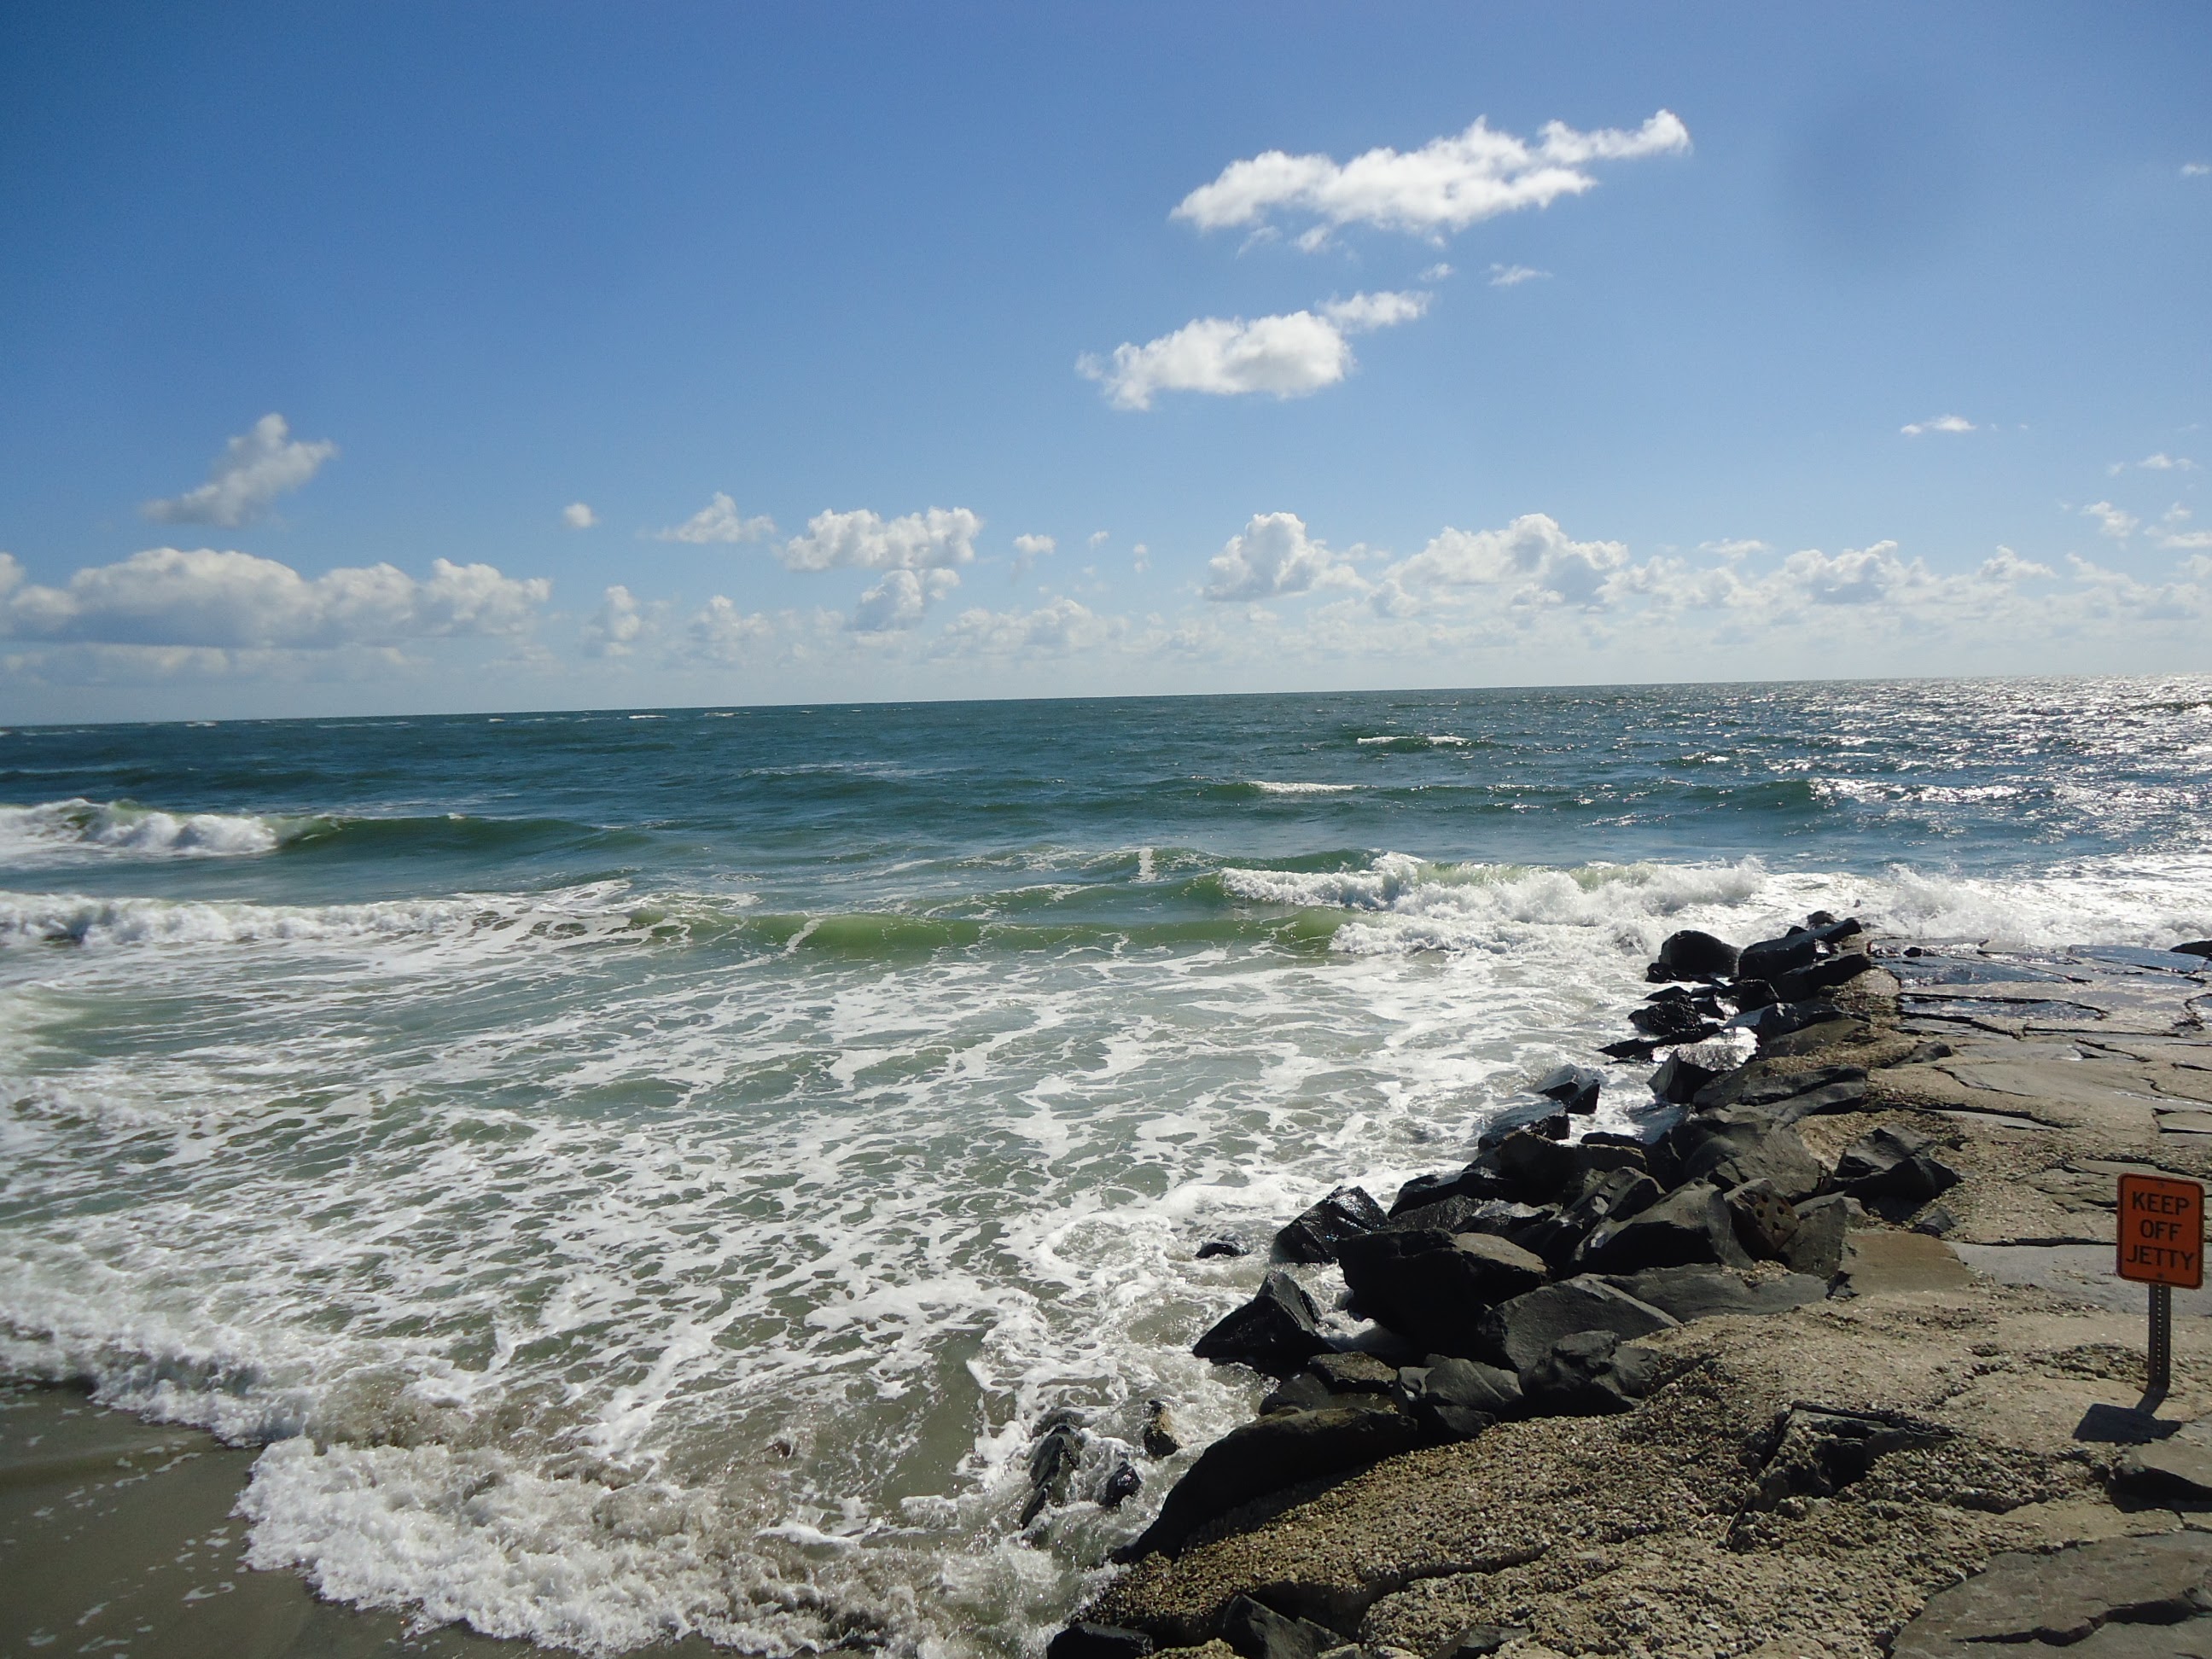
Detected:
[2117,1173,2203,1399]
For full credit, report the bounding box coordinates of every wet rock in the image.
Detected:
[1771,952,1876,1001]
[1484,1127,1580,1202]
[1602,1263,1827,1322]
[1727,998,1846,1045]
[1759,1018,1871,1058]
[1197,1237,1249,1260]
[1649,928,1741,981]
[1385,1194,1547,1238]
[1121,1403,1424,1559]
[1192,1271,1330,1377]
[1520,1329,1659,1416]
[1142,1398,1182,1458]
[1738,930,1820,983]
[1887,1532,2212,1657]
[1399,1354,1524,1440]
[1049,1623,1156,1659]
[1274,1185,1388,1265]
[1474,1102,1569,1149]
[1023,1412,1086,1524]
[1097,1459,1143,1509]
[1632,994,1718,1045]
[1650,1048,1727,1104]
[1746,1403,1953,1510]
[1576,1181,1755,1272]
[1475,1276,1679,1372]
[1387,1164,1513,1217]
[1783,1192,1860,1278]
[1691,1061,1868,1117]
[1336,1229,1547,1356]
[1219,1594,1346,1659]
[2176,940,2212,958]
[1260,1374,1338,1415]
[1531,1062,1602,1115]
[1724,1178,1801,1259]
[1835,1126,1964,1203]
[1305,1351,1400,1395]
[1807,913,1865,943]
[1662,1109,1826,1200]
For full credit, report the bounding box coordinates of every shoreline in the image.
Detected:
[1055,924,2212,1656]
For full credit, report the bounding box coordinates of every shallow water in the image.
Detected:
[3,678,2209,1655]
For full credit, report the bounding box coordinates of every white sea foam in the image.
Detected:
[1249,780,1359,795]
[0,798,316,864]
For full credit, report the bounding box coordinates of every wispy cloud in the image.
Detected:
[1901,414,1976,436]
[2082,500,2139,540]
[1172,111,1689,243]
[1080,290,1429,410]
[655,492,776,544]
[1488,263,1548,287]
[143,414,337,528]
[2184,162,2210,178]
[2107,452,2197,474]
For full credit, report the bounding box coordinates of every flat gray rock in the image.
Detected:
[1602,1264,1828,1322]
[1891,1531,2212,1657]
[2118,1430,2212,1499]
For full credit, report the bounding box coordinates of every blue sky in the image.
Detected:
[2,2,2208,720]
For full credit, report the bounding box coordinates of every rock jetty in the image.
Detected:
[1041,921,2212,1658]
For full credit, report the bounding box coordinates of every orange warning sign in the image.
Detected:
[2117,1173,2205,1288]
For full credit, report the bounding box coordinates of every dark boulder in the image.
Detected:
[1835,1126,1963,1203]
[1047,1624,1155,1659]
[1807,914,1864,943]
[1474,1100,1569,1148]
[1602,1263,1828,1322]
[1259,1374,1336,1415]
[1400,1354,1523,1440]
[1726,977,1779,1011]
[1388,1194,1548,1238]
[2175,939,2212,958]
[1650,1047,1729,1104]
[1219,1594,1345,1659]
[1141,1399,1181,1458]
[1771,952,1875,1001]
[1725,1178,1802,1260]
[1784,1193,1860,1278]
[1305,1350,1400,1395]
[1576,1181,1755,1272]
[1521,1329,1659,1415]
[1738,930,1821,982]
[1650,928,1741,981]
[1691,1061,1867,1116]
[1196,1236,1249,1260]
[1600,1035,1662,1061]
[1487,1127,1579,1202]
[1096,1460,1142,1509]
[1759,1018,1870,1059]
[1632,995,1719,1045]
[1513,1168,1662,1271]
[1336,1229,1547,1355]
[1192,1271,1330,1376]
[1728,999,1845,1045]
[1532,1062,1602,1115]
[1388,1163,1514,1216]
[1121,1403,1423,1559]
[1475,1276,1679,1372]
[1273,1185,1387,1264]
[1662,1108,1826,1200]
[1022,1413,1086,1525]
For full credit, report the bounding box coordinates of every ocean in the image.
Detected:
[3,677,2210,1656]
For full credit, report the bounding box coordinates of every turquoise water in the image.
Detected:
[3,678,2210,1654]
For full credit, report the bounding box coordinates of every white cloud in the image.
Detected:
[2184,162,2210,178]
[2120,452,2197,472]
[655,492,777,544]
[1012,532,1056,578]
[0,548,548,649]
[937,597,1116,656]
[1132,543,1150,573]
[1205,512,1357,601]
[1086,530,1110,551]
[1080,290,1429,410]
[2082,500,2139,540]
[783,507,981,571]
[1488,263,1548,287]
[1171,111,1689,242]
[1418,263,1455,282]
[685,595,774,663]
[581,585,646,656]
[143,414,337,527]
[2157,507,2212,551]
[852,568,961,632]
[1901,414,1976,436]
[1698,538,1769,559]
[1978,546,2056,581]
[562,503,600,529]
[1379,514,1632,611]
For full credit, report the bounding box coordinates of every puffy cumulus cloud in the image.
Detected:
[1080,290,1428,410]
[935,597,1117,657]
[685,595,774,664]
[1204,511,1357,601]
[0,548,548,649]
[2157,507,2212,551]
[562,502,600,529]
[1377,514,1632,612]
[1977,546,2057,582]
[581,585,649,657]
[143,414,337,527]
[655,492,777,544]
[783,507,981,572]
[1172,111,1688,242]
[1012,533,1056,579]
[1901,414,1976,436]
[2082,501,2139,540]
[1488,263,1547,287]
[851,568,961,632]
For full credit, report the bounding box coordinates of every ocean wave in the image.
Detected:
[1354,733,1470,751]
[0,798,328,864]
[1247,780,1359,795]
